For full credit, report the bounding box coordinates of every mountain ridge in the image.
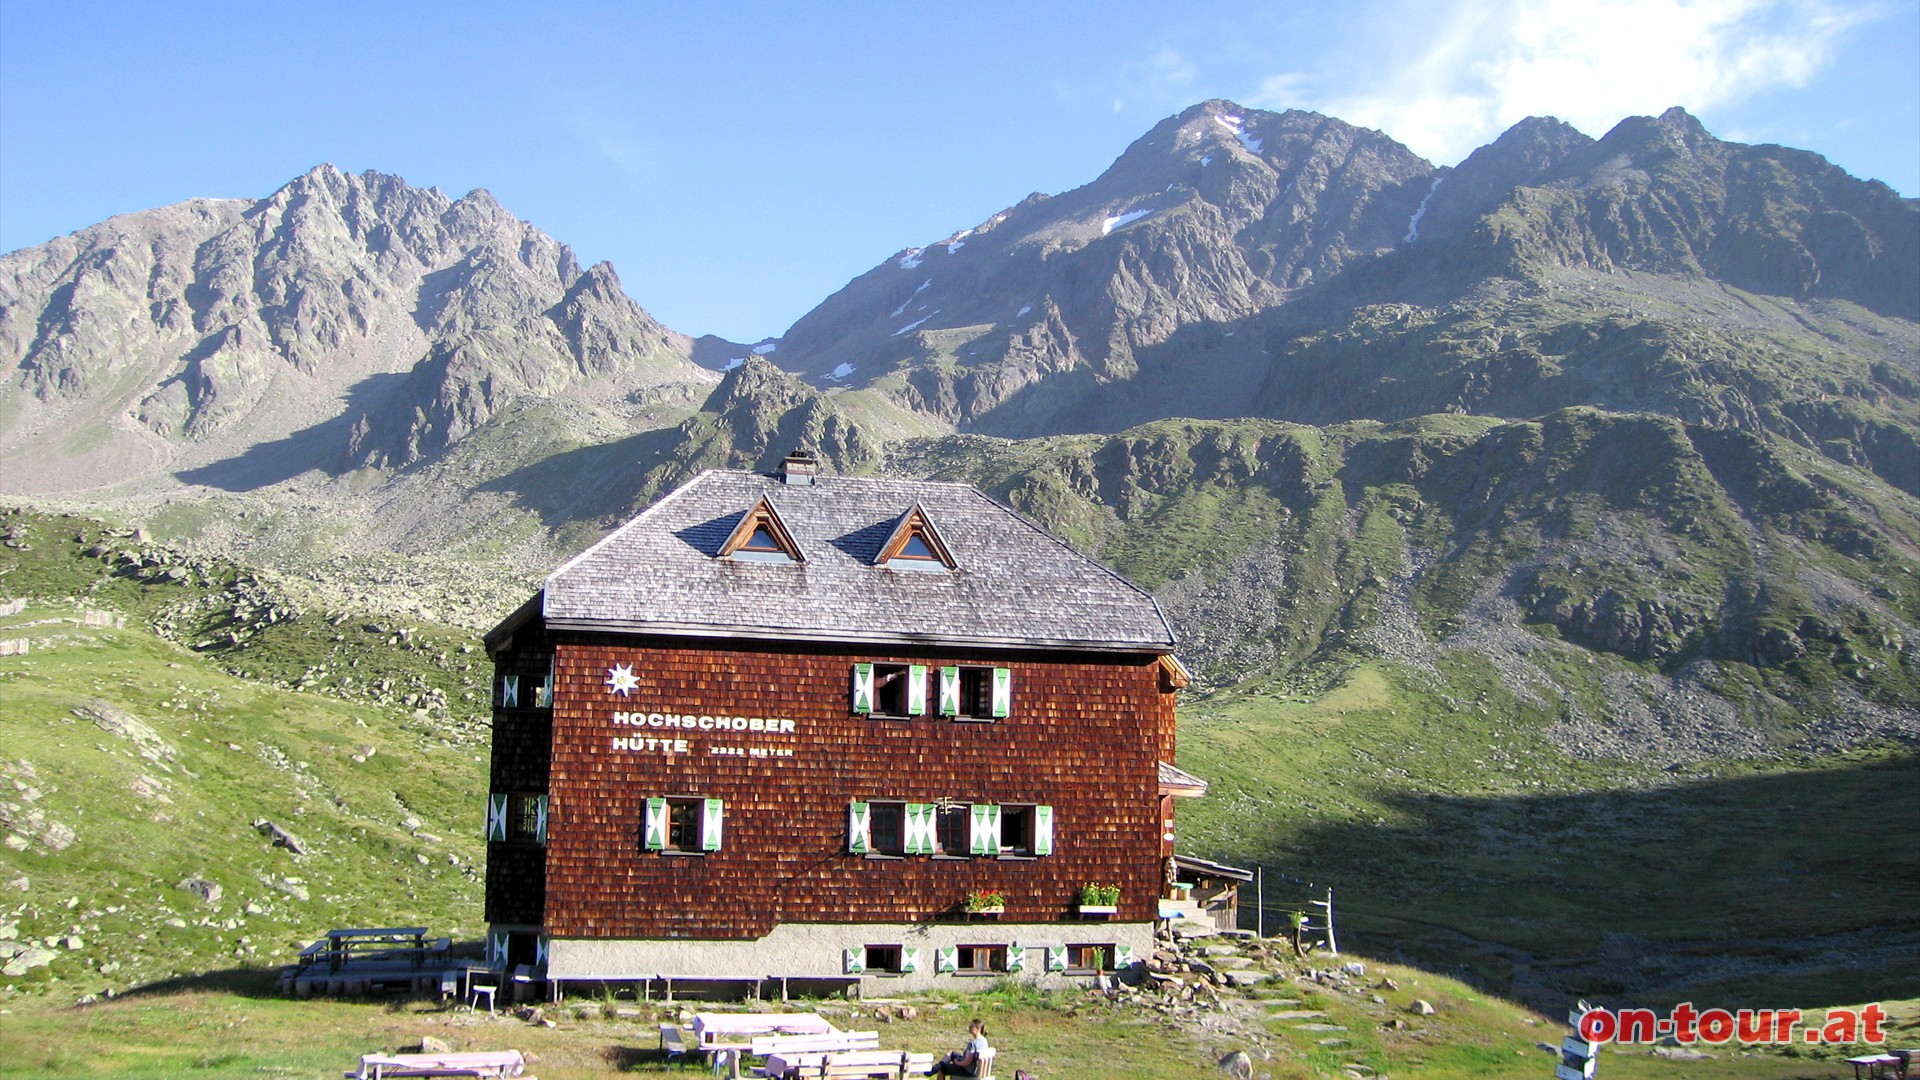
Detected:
[2,102,1915,751]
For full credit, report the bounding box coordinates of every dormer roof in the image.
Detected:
[873,503,956,570]
[716,496,805,563]
[530,469,1176,652]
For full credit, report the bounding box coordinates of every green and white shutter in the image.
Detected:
[847,801,870,854]
[851,663,875,714]
[907,664,929,715]
[843,948,866,975]
[936,946,958,973]
[701,798,724,851]
[500,674,519,708]
[535,935,549,969]
[904,803,935,855]
[643,797,668,850]
[486,793,508,842]
[1114,944,1135,969]
[937,666,960,716]
[1006,944,1026,972]
[534,795,549,844]
[969,803,1002,855]
[486,928,509,966]
[991,667,1012,718]
[901,947,922,974]
[1034,804,1053,855]
[1047,946,1067,972]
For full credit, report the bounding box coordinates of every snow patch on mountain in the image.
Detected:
[825,362,856,381]
[722,357,745,371]
[1215,114,1262,155]
[1103,207,1156,234]
[897,249,924,270]
[892,312,938,337]
[1016,304,1032,317]
[891,279,934,317]
[752,342,778,355]
[1405,177,1443,243]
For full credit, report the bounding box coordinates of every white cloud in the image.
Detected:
[564,113,660,186]
[1268,0,1868,165]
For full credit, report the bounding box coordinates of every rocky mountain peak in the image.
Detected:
[0,167,708,491]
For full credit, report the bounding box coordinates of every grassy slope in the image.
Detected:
[1177,663,1920,1009]
[0,514,488,999]
[0,961,1911,1079]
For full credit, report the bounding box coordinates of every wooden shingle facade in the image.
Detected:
[482,453,1206,991]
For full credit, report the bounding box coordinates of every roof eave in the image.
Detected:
[541,616,1174,654]
[483,591,546,650]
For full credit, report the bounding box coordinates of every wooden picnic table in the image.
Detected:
[1847,1053,1908,1080]
[693,1012,836,1052]
[347,1048,527,1078]
[761,1049,934,1079]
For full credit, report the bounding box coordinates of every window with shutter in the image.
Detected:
[486,793,507,842]
[934,804,968,856]
[904,803,934,855]
[952,666,1011,720]
[999,804,1034,856]
[868,664,919,717]
[701,798,724,851]
[1034,804,1053,856]
[847,801,870,854]
[851,663,874,714]
[643,798,668,851]
[907,664,928,714]
[938,666,960,716]
[968,804,1000,856]
[868,802,904,856]
[936,946,958,973]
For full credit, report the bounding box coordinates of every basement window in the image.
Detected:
[955,944,1006,974]
[1065,942,1115,973]
[864,945,902,974]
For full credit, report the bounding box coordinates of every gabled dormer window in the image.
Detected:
[874,503,956,571]
[718,497,804,563]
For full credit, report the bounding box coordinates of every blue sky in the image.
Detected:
[3,1,1914,342]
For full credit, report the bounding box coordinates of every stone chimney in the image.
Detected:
[780,449,818,486]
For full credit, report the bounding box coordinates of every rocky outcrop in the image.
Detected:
[0,165,708,491]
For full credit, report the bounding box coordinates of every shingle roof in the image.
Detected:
[535,470,1175,651]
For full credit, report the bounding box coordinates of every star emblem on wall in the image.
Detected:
[605,663,640,697]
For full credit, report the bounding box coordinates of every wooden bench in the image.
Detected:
[346,1049,529,1079]
[757,1049,936,1079]
[659,1023,690,1064]
[749,1031,881,1057]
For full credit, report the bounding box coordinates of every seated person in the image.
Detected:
[934,1018,991,1077]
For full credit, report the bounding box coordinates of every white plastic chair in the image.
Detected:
[468,972,499,1014]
